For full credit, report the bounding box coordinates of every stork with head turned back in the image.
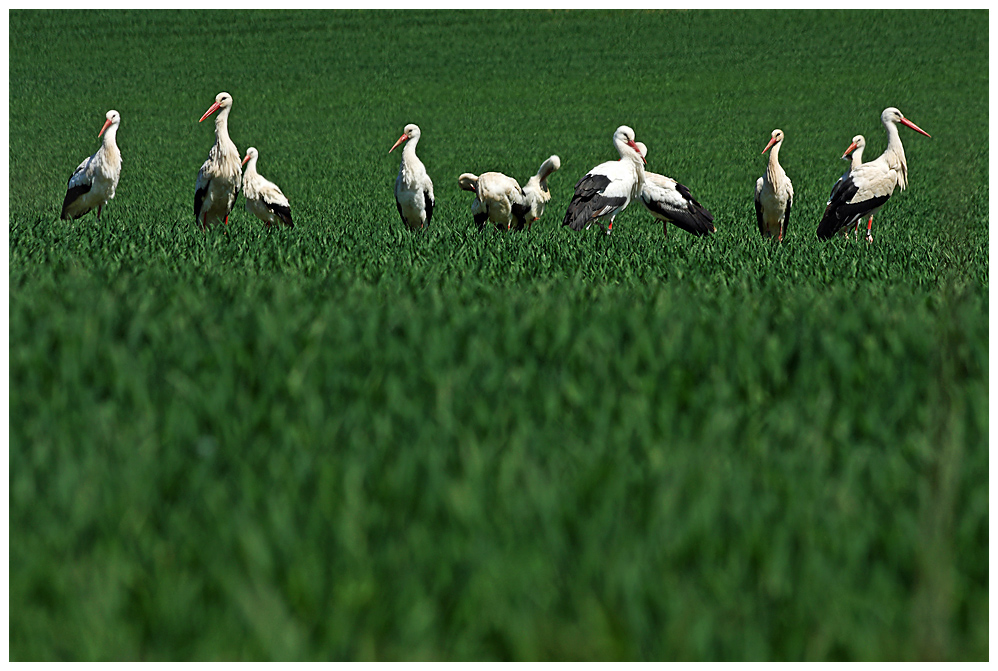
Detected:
[241,147,293,229]
[194,92,241,230]
[563,125,646,235]
[755,129,794,242]
[458,155,561,231]
[61,110,122,222]
[817,107,931,243]
[389,124,434,230]
[633,142,715,237]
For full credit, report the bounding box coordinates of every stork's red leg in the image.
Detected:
[866,215,874,243]
[97,204,103,222]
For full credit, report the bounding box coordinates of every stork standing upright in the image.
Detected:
[194,92,241,229]
[633,142,715,237]
[61,110,122,222]
[241,147,293,229]
[389,124,434,230]
[754,129,794,242]
[817,107,931,243]
[458,155,560,231]
[831,134,866,239]
[562,125,646,235]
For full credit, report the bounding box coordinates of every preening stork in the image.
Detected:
[633,142,715,237]
[389,124,434,230]
[458,155,560,231]
[754,129,794,242]
[60,110,122,221]
[829,134,866,239]
[241,147,293,229]
[194,92,241,229]
[563,125,646,235]
[458,171,528,231]
[817,107,931,243]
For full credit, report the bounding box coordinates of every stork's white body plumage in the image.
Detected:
[194,92,241,229]
[563,126,646,234]
[241,147,293,228]
[633,142,714,237]
[390,124,434,230]
[61,110,122,221]
[459,171,525,230]
[817,107,931,243]
[754,129,794,241]
[458,155,560,231]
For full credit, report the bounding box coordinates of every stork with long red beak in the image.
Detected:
[754,129,794,241]
[60,109,122,222]
[562,125,646,235]
[389,124,434,230]
[194,92,241,229]
[817,107,931,243]
[634,142,715,237]
[241,147,293,229]
[830,134,867,239]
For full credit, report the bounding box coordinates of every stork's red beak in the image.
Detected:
[98,118,113,138]
[842,141,859,159]
[199,101,222,123]
[900,117,931,138]
[389,134,408,154]
[241,154,251,166]
[627,139,646,164]
[762,137,778,154]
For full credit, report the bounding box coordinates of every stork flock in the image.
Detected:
[59,93,930,245]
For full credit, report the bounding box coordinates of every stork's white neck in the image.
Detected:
[766,140,784,184]
[214,107,237,156]
[402,134,420,165]
[102,123,119,149]
[850,145,865,170]
[243,155,258,178]
[882,120,909,190]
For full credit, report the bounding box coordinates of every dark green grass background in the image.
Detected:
[9,9,988,661]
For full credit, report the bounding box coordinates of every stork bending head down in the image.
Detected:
[817,107,930,243]
[459,155,561,231]
[61,109,122,222]
[194,92,242,230]
[562,125,645,235]
[634,142,715,237]
[390,124,435,230]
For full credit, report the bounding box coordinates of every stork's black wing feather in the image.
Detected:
[61,183,92,220]
[194,182,209,226]
[754,190,764,237]
[782,195,792,240]
[423,190,434,228]
[562,173,624,232]
[264,198,294,228]
[395,196,407,227]
[817,175,889,240]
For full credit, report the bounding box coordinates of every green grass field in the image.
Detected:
[9,9,988,661]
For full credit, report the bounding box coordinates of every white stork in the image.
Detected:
[831,134,867,239]
[457,155,560,231]
[60,110,122,221]
[562,125,646,235]
[194,92,241,229]
[817,107,931,243]
[458,171,526,231]
[241,147,293,229]
[389,124,434,230]
[754,129,794,242]
[633,142,715,237]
